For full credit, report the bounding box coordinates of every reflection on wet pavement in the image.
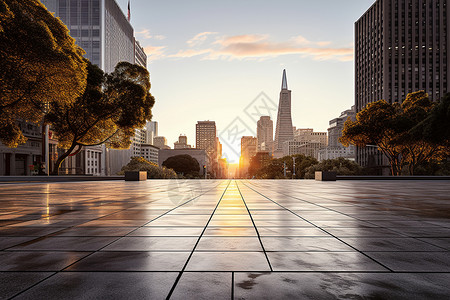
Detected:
[0,179,448,299]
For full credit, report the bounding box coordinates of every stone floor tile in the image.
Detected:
[267,251,388,271]
[0,272,54,300]
[234,272,450,300]
[67,251,190,271]
[196,237,262,251]
[186,252,270,271]
[9,236,117,251]
[13,272,177,300]
[364,251,450,271]
[0,251,90,271]
[103,236,198,251]
[170,272,231,300]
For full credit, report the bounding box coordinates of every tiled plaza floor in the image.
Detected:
[0,179,449,299]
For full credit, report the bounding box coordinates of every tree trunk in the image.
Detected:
[51,143,77,175]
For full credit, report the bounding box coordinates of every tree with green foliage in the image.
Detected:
[416,93,450,147]
[395,91,448,174]
[304,157,363,179]
[248,154,318,179]
[340,99,405,176]
[0,0,87,147]
[287,154,319,179]
[162,154,200,176]
[248,152,271,178]
[341,91,449,175]
[46,61,155,175]
[118,157,177,179]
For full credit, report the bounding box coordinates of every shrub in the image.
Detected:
[118,157,177,179]
[304,157,363,179]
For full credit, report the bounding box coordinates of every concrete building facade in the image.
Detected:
[141,144,159,164]
[355,0,450,173]
[282,129,327,159]
[174,135,192,149]
[274,70,294,158]
[153,136,168,149]
[257,116,273,154]
[196,121,217,158]
[318,107,356,161]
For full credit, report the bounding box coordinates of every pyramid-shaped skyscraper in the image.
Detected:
[274,69,294,158]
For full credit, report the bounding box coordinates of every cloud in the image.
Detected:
[187,32,218,47]
[169,49,211,58]
[136,29,166,41]
[138,32,354,63]
[136,29,153,39]
[292,35,331,46]
[143,45,167,61]
[215,34,268,46]
[206,34,353,61]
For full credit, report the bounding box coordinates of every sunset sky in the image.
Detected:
[116,0,375,163]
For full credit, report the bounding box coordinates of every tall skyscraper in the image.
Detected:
[41,0,135,73]
[274,69,294,158]
[355,0,450,173]
[145,121,158,145]
[257,116,273,154]
[196,121,217,157]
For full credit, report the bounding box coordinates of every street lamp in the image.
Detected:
[292,156,296,179]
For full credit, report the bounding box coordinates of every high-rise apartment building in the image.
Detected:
[145,121,158,145]
[42,0,135,73]
[355,0,450,172]
[274,70,294,158]
[257,116,273,154]
[196,121,217,157]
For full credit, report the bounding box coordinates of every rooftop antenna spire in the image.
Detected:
[281,69,288,90]
[127,0,131,22]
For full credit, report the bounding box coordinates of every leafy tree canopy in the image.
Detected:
[162,154,200,175]
[341,91,449,175]
[46,61,155,174]
[248,154,318,179]
[416,93,450,147]
[0,0,87,147]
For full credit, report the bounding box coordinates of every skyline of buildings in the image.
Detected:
[3,0,449,177]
